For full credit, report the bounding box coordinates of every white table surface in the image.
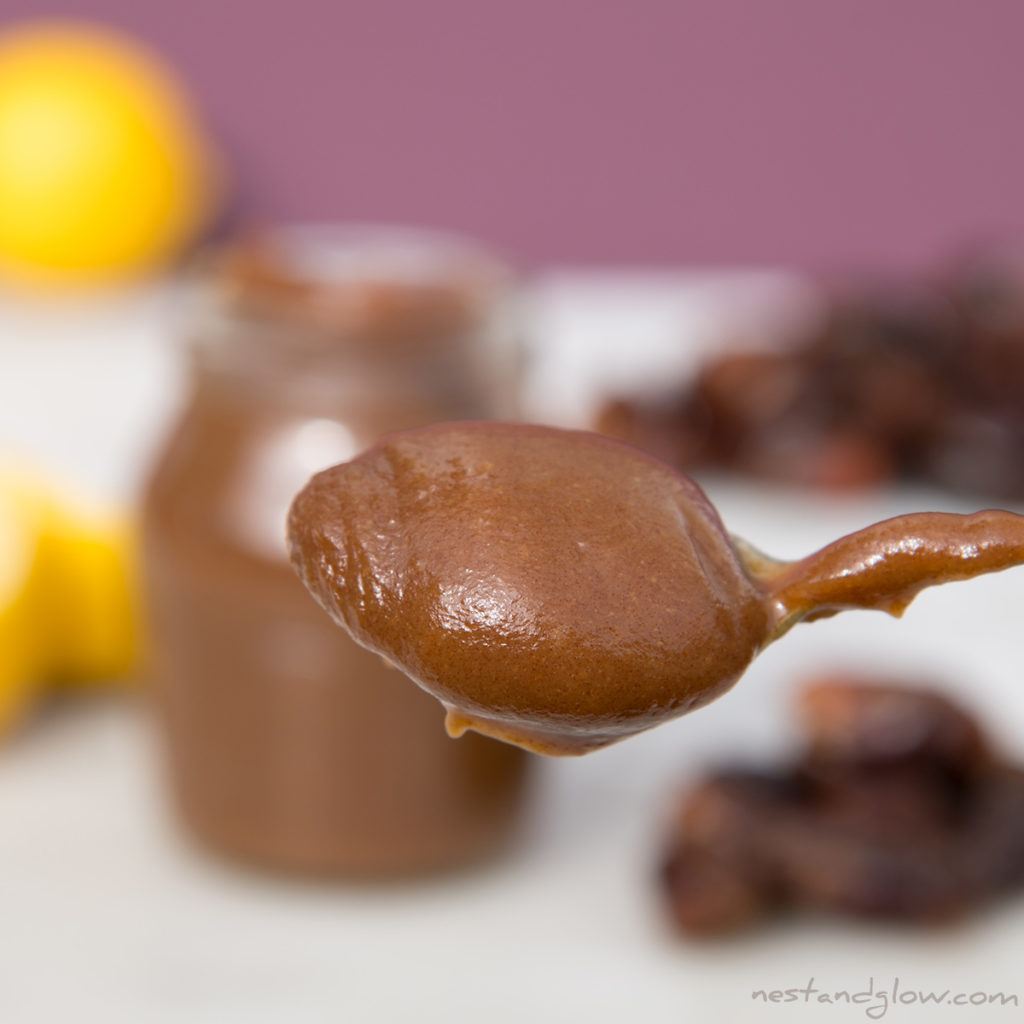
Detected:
[2,274,1024,1024]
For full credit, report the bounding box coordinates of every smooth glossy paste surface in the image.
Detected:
[289,422,768,753]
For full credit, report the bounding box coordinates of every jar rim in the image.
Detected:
[193,223,513,337]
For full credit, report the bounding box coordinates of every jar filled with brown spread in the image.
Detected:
[142,226,530,875]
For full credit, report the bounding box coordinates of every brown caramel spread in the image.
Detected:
[287,421,1024,756]
[143,230,528,875]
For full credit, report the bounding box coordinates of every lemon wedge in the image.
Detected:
[0,457,138,721]
[0,481,44,733]
[40,496,138,686]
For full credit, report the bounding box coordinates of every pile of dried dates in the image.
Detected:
[661,677,1024,935]
[600,259,1024,497]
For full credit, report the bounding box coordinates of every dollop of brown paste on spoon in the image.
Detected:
[287,422,1024,755]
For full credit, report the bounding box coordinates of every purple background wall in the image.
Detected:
[6,0,1024,270]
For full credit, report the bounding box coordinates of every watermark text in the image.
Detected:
[752,977,1018,1020]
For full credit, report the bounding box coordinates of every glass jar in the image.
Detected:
[142,226,530,875]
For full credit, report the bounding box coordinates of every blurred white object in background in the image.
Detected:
[0,287,186,500]
[522,269,823,427]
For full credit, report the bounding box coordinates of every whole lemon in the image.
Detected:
[0,21,220,287]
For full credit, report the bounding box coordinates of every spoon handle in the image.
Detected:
[741,510,1024,642]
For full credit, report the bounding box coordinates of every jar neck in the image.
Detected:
[189,319,498,420]
[185,224,521,418]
